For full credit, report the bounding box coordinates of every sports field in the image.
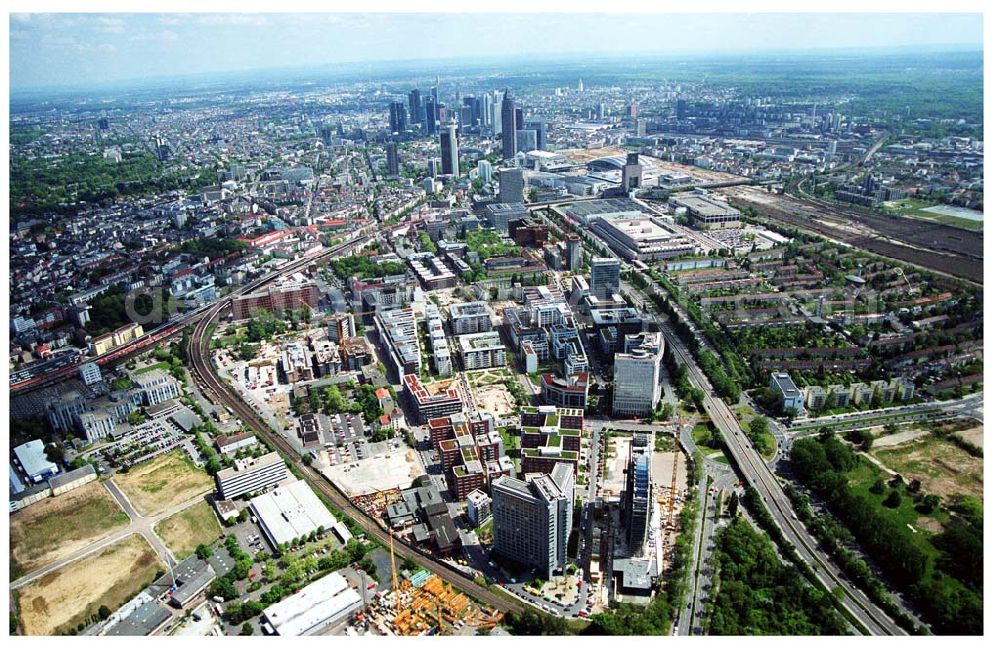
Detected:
[10,481,129,580]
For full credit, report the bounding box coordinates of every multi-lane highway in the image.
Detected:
[186,231,526,618]
[620,280,911,636]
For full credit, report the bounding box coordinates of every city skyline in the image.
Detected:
[9,12,984,91]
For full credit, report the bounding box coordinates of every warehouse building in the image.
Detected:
[12,439,59,484]
[669,193,741,230]
[262,571,363,636]
[48,464,97,496]
[592,215,697,261]
[249,479,338,549]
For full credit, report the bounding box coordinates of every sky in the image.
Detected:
[8,12,985,90]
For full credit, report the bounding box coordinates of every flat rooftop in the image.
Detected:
[263,571,362,636]
[249,479,337,547]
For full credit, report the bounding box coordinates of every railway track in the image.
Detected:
[187,235,525,618]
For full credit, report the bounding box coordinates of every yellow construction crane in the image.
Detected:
[379,489,402,614]
[665,435,680,530]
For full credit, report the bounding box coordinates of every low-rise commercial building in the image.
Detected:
[262,571,363,636]
[215,451,288,500]
[669,193,741,230]
[769,372,804,413]
[249,478,338,549]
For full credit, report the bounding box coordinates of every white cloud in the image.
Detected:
[128,29,181,44]
[91,16,126,34]
[197,14,270,27]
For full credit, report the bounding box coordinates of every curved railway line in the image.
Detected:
[187,233,526,618]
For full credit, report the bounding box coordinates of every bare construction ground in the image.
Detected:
[154,500,221,560]
[872,436,983,500]
[604,436,634,496]
[871,428,931,449]
[954,425,984,450]
[650,448,689,491]
[10,481,130,579]
[18,534,164,636]
[473,384,517,419]
[112,450,213,517]
[323,446,425,497]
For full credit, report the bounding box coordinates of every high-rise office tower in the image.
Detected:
[590,257,621,301]
[501,90,517,160]
[676,99,688,119]
[389,101,407,135]
[463,96,482,127]
[516,129,537,153]
[629,101,639,119]
[320,123,334,146]
[498,168,524,204]
[566,235,582,271]
[525,121,547,152]
[612,332,664,418]
[621,152,642,192]
[386,141,399,177]
[578,78,584,92]
[409,89,423,125]
[515,108,524,131]
[425,99,438,135]
[596,103,606,119]
[477,160,493,184]
[439,122,460,176]
[491,463,574,578]
[622,434,653,556]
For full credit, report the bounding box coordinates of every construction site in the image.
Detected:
[360,572,503,636]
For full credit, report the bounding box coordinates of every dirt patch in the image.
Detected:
[650,446,689,491]
[18,534,165,636]
[113,449,213,517]
[10,481,129,578]
[872,429,930,448]
[473,384,517,419]
[954,426,983,449]
[873,437,983,500]
[916,517,944,534]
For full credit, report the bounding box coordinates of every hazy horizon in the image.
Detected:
[9,13,984,91]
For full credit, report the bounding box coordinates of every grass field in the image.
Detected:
[844,455,949,549]
[735,405,778,460]
[18,534,164,636]
[113,450,213,517]
[133,361,171,375]
[154,500,221,560]
[872,436,983,501]
[885,198,984,231]
[10,481,129,580]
